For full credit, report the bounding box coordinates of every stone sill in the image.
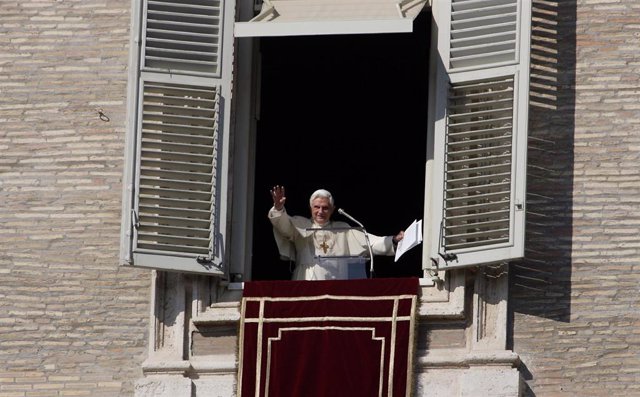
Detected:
[416,349,521,368]
[142,356,237,375]
[140,351,520,376]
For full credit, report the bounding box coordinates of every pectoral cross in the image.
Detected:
[319,239,329,254]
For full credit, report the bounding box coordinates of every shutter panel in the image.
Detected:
[143,0,221,75]
[121,0,231,274]
[449,0,519,69]
[426,0,531,269]
[136,81,219,256]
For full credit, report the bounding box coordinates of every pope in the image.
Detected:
[268,185,404,280]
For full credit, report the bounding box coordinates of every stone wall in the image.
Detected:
[0,1,150,396]
[2,0,640,396]
[512,1,640,396]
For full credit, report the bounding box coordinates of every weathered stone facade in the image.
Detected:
[511,1,640,395]
[1,1,639,396]
[0,1,149,395]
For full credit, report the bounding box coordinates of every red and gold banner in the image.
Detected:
[238,278,419,397]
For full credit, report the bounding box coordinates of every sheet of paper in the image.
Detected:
[395,219,423,262]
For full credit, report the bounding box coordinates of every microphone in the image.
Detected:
[337,208,364,228]
[337,208,374,278]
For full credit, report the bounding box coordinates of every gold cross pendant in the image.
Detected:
[319,239,329,254]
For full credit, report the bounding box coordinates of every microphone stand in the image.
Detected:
[337,208,375,278]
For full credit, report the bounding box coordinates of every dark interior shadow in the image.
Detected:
[251,12,431,280]
[508,0,577,351]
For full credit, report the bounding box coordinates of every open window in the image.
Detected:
[247,13,431,281]
[120,0,532,279]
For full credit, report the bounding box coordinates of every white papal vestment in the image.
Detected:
[268,207,395,280]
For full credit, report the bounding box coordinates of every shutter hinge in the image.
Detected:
[439,252,457,261]
[131,209,140,229]
[438,219,458,263]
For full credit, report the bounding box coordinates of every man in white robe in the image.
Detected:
[268,186,404,280]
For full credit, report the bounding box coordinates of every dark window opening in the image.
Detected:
[251,11,431,280]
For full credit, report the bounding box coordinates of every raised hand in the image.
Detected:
[270,185,286,211]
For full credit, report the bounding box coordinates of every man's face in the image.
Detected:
[310,197,333,225]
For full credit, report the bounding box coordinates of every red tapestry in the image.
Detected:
[238,278,419,397]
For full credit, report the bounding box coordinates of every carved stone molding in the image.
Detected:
[471,264,509,350]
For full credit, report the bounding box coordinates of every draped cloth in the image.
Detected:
[238,278,419,397]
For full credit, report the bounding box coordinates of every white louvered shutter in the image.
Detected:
[426,0,531,269]
[121,0,232,274]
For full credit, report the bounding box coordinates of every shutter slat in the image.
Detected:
[139,204,210,219]
[146,48,218,64]
[146,29,218,44]
[141,140,214,155]
[144,88,217,103]
[450,51,516,69]
[448,134,511,147]
[141,149,213,165]
[140,176,212,192]
[141,159,213,174]
[144,83,217,98]
[445,181,511,196]
[139,214,211,229]
[449,78,513,93]
[143,115,216,128]
[450,113,513,126]
[447,146,512,160]
[147,16,220,29]
[451,40,516,60]
[445,204,510,219]
[447,126,512,141]
[137,232,210,246]
[139,196,212,211]
[147,37,218,54]
[446,171,511,186]
[449,100,513,115]
[447,163,511,179]
[451,30,515,48]
[450,22,516,40]
[446,200,510,213]
[447,202,505,217]
[445,228,509,241]
[148,0,221,11]
[448,116,513,131]
[142,131,214,146]
[140,167,212,183]
[142,125,214,140]
[138,223,210,238]
[145,59,218,73]
[139,186,212,201]
[446,218,510,233]
[137,242,210,255]
[144,103,216,119]
[451,11,517,30]
[444,234,509,250]
[451,0,516,13]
